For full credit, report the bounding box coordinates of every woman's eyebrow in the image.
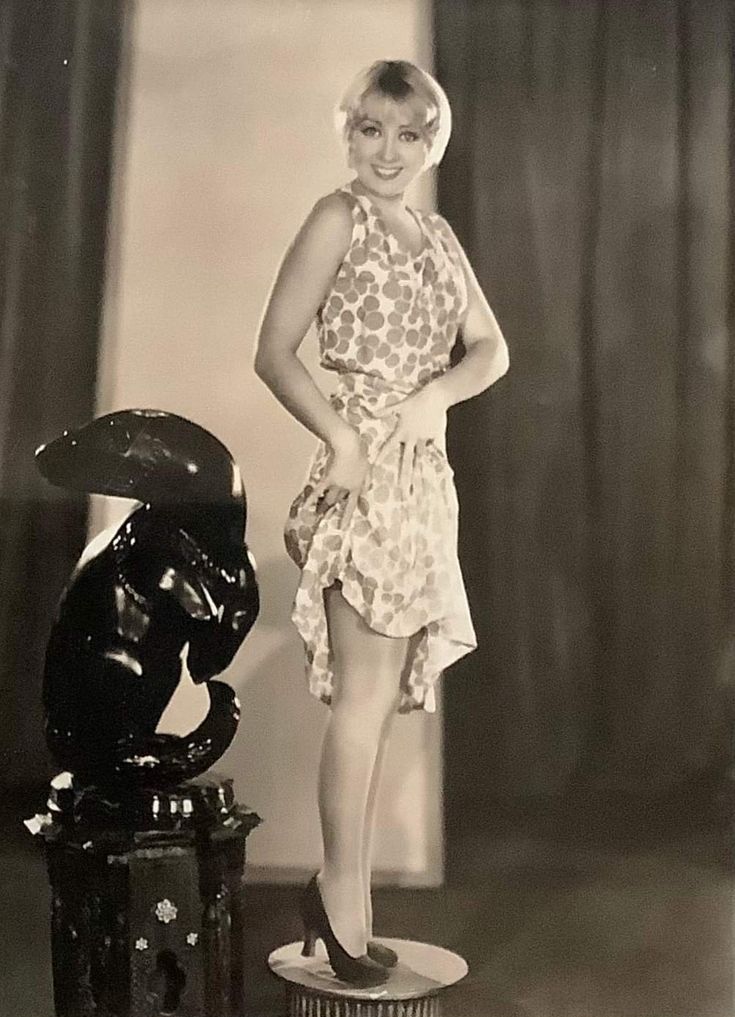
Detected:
[357,116,421,130]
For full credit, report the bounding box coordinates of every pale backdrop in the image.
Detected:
[95,0,444,884]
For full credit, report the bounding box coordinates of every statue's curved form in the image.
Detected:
[36,409,259,787]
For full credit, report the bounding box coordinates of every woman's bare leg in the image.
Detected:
[361,628,422,938]
[317,584,408,957]
[360,711,394,939]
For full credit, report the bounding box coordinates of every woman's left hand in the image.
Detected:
[373,383,448,498]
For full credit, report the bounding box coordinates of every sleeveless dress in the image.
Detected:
[284,179,477,714]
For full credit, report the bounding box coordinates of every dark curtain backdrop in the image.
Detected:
[436,0,734,804]
[0,0,126,786]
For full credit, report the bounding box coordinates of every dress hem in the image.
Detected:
[290,557,477,715]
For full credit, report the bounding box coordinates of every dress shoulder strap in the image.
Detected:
[419,208,459,257]
[337,182,374,223]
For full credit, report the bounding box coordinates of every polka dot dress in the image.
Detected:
[284,179,477,713]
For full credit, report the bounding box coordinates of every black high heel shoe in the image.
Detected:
[299,875,388,987]
[367,940,399,967]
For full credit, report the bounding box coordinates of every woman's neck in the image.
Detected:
[350,177,407,217]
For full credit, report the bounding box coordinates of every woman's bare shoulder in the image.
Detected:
[301,190,354,245]
[275,190,354,279]
[422,210,470,261]
[420,207,455,238]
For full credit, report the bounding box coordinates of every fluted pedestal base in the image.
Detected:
[268,939,468,1017]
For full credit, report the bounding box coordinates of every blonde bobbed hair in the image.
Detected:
[335,60,452,168]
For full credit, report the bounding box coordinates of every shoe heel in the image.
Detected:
[301,926,318,957]
[298,875,387,987]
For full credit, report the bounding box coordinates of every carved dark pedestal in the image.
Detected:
[38,774,261,1017]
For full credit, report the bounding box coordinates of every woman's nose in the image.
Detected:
[380,132,398,162]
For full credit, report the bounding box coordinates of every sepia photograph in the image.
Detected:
[0,1,732,1015]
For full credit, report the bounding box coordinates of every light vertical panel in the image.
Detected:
[96,0,443,883]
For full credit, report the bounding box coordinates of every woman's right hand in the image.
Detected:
[313,429,369,528]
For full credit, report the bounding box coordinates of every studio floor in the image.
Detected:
[1,787,731,1017]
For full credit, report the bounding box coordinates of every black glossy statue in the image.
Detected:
[36,409,260,787]
[33,410,261,1017]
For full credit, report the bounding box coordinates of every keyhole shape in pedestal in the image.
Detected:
[148,949,186,1015]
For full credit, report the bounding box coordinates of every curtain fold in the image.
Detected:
[0,0,126,785]
[436,0,733,801]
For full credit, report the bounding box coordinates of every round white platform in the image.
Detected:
[268,938,468,1015]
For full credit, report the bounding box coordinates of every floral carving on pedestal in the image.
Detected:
[154,899,178,924]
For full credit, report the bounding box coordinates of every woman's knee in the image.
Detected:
[332,669,401,719]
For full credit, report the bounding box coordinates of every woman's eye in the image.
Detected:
[400,131,421,143]
[361,125,379,137]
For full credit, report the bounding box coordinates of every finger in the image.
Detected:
[329,487,350,505]
[411,441,425,493]
[320,485,346,508]
[311,479,327,501]
[376,431,402,465]
[373,402,403,418]
[341,489,359,530]
[400,439,416,500]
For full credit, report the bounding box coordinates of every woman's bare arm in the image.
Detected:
[254,192,356,451]
[254,192,371,517]
[431,221,509,408]
[372,220,509,496]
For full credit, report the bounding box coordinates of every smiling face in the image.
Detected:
[347,92,431,201]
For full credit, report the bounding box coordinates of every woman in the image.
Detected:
[254,60,509,986]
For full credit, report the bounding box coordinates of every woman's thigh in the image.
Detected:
[324,584,414,712]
